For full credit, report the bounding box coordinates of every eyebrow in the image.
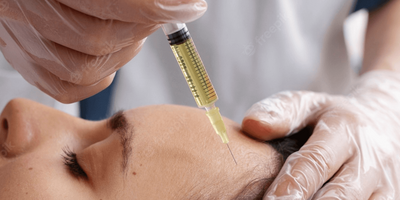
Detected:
[107,110,133,176]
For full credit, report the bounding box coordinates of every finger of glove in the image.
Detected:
[369,190,394,200]
[18,0,158,56]
[32,38,144,86]
[368,174,397,200]
[264,114,354,199]
[46,74,115,103]
[56,0,208,24]
[30,63,115,103]
[2,11,146,85]
[242,91,332,141]
[312,159,379,200]
[0,16,144,85]
[0,15,114,102]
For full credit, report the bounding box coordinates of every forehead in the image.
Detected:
[125,104,243,154]
[123,105,279,186]
[125,104,228,157]
[124,104,276,162]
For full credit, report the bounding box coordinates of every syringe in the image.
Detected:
[162,23,237,165]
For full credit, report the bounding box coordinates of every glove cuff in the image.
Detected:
[349,70,400,108]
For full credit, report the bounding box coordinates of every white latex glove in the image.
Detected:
[0,0,207,103]
[242,70,400,199]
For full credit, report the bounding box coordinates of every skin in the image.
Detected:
[361,0,400,74]
[0,98,281,200]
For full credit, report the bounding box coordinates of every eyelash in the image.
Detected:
[62,147,88,179]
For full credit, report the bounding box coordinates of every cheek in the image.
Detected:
[126,152,189,199]
[0,155,94,200]
[126,139,210,199]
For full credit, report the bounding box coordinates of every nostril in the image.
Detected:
[2,118,8,131]
[1,118,8,142]
[1,118,8,157]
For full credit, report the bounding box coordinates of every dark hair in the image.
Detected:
[233,126,314,200]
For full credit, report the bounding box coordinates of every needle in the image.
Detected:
[226,143,237,165]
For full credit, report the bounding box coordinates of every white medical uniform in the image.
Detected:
[0,0,357,122]
[111,0,356,122]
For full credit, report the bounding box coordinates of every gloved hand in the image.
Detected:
[242,70,400,199]
[0,0,207,103]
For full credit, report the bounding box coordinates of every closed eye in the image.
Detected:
[62,146,87,179]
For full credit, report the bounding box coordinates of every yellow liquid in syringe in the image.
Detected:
[169,38,229,144]
[163,23,236,164]
[170,38,218,108]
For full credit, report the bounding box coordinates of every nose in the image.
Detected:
[0,98,112,158]
[0,98,53,157]
[0,98,78,157]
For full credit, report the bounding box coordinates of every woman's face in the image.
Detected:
[0,99,281,199]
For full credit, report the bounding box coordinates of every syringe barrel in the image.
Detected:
[162,23,218,108]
